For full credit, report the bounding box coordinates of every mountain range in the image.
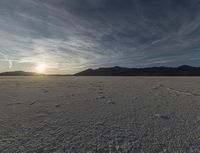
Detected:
[0,71,44,76]
[75,65,200,76]
[1,65,200,76]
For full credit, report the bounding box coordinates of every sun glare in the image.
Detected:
[35,64,46,73]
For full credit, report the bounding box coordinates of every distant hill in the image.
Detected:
[0,71,43,76]
[75,65,200,76]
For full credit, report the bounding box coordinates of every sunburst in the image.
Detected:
[35,63,47,73]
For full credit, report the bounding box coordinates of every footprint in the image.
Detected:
[155,114,170,120]
[55,104,61,107]
[30,100,37,105]
[6,102,21,106]
[107,100,115,105]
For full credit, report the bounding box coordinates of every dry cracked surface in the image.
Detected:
[0,77,200,153]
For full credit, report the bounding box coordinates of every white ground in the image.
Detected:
[0,77,200,153]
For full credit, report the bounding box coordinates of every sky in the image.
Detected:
[1,0,200,74]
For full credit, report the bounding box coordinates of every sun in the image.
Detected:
[35,64,47,73]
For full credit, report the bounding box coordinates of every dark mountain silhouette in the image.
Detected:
[0,71,44,76]
[1,65,200,76]
[75,65,200,76]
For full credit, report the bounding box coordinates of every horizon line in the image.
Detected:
[0,64,199,76]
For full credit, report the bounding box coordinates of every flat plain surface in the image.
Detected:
[0,77,200,153]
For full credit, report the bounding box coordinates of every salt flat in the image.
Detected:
[0,77,200,153]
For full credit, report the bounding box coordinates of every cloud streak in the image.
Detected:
[0,51,13,69]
